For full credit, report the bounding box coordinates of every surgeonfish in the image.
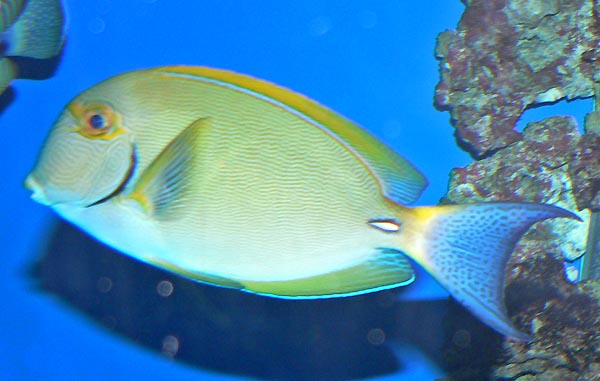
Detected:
[25,66,578,340]
[0,0,66,94]
[0,0,24,94]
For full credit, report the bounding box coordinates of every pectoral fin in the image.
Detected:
[129,118,210,220]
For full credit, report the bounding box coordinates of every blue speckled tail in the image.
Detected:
[416,202,577,340]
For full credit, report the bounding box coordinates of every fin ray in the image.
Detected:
[408,202,578,340]
[129,118,209,219]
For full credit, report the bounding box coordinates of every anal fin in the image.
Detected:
[241,248,415,299]
[148,258,245,291]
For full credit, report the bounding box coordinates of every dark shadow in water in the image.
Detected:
[0,86,16,116]
[0,47,66,114]
[29,219,503,381]
[11,51,65,80]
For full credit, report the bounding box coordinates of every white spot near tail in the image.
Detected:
[368,219,401,233]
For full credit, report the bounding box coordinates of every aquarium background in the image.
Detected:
[1,1,592,380]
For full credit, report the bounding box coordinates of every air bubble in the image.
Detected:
[88,17,106,34]
[367,328,386,346]
[162,335,179,358]
[97,276,113,293]
[157,280,174,297]
[452,329,471,348]
[309,16,332,37]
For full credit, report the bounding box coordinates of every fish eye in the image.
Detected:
[68,101,126,139]
[88,114,107,130]
[79,104,116,137]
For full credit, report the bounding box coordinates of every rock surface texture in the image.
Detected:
[435,0,600,379]
[435,0,599,157]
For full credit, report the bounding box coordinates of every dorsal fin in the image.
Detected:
[152,66,428,204]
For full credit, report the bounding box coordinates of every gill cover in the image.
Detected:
[28,101,133,206]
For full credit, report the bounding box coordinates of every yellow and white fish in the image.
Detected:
[0,0,66,94]
[25,66,576,340]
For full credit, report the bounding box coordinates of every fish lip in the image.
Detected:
[24,174,53,206]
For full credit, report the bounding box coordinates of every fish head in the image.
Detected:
[25,98,135,208]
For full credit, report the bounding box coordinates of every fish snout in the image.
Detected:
[24,174,52,206]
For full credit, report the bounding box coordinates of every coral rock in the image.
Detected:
[435,0,599,157]
[444,116,588,261]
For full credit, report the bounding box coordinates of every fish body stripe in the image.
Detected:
[154,67,427,205]
[158,70,385,197]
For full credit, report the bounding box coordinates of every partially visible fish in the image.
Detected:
[2,0,66,59]
[0,57,17,94]
[0,0,66,94]
[25,66,579,341]
[0,0,25,32]
[0,0,24,91]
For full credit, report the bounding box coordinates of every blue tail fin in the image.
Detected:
[408,202,578,340]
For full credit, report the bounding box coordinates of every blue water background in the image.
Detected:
[1,1,593,380]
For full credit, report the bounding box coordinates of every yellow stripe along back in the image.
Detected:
[151,66,428,205]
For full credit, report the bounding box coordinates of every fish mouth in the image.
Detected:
[24,175,52,206]
[86,144,138,208]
